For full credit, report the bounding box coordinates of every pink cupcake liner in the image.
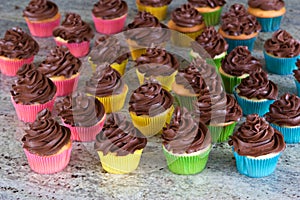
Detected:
[55,39,90,58]
[26,18,60,38]
[0,56,34,76]
[11,96,56,123]
[52,75,79,97]
[92,14,127,35]
[23,144,72,174]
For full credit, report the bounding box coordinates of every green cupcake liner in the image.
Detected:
[220,72,245,94]
[201,8,223,26]
[208,122,237,143]
[173,93,197,112]
[189,50,225,71]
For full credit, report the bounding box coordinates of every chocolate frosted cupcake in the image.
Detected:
[264,29,300,75]
[265,93,300,143]
[219,4,261,52]
[23,0,61,37]
[85,63,128,113]
[136,0,172,20]
[53,13,94,57]
[129,81,174,137]
[0,27,39,76]
[56,93,106,142]
[38,46,81,96]
[22,109,72,174]
[95,113,147,174]
[11,64,56,122]
[92,0,128,34]
[229,114,285,178]
[293,59,300,96]
[162,107,212,175]
[219,46,262,93]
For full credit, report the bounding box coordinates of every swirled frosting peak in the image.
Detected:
[248,0,285,11]
[293,59,300,82]
[140,0,172,7]
[23,0,59,21]
[162,107,211,154]
[94,113,147,156]
[53,13,94,43]
[229,114,285,157]
[188,0,226,8]
[11,64,56,105]
[92,0,128,19]
[264,30,300,58]
[171,3,204,27]
[39,46,81,78]
[0,27,39,59]
[265,93,300,126]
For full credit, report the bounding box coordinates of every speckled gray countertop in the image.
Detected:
[0,0,299,199]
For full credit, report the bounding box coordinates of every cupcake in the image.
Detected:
[89,35,129,75]
[95,113,147,174]
[162,107,212,175]
[234,70,278,116]
[190,26,228,69]
[38,46,81,96]
[265,93,300,143]
[293,59,300,97]
[229,114,286,178]
[264,29,300,75]
[0,27,39,76]
[85,63,128,113]
[135,47,179,91]
[188,0,226,26]
[10,64,57,122]
[53,13,94,58]
[56,92,106,142]
[219,4,261,52]
[92,0,128,35]
[129,81,174,137]
[168,3,206,47]
[248,0,286,32]
[219,46,262,93]
[136,0,172,21]
[22,109,72,174]
[23,0,61,37]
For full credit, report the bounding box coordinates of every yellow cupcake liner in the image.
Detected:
[130,105,174,137]
[128,45,147,61]
[136,0,168,21]
[171,29,204,47]
[97,149,143,174]
[88,57,128,75]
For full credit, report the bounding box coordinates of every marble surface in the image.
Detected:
[0,0,299,199]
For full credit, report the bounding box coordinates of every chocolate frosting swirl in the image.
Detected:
[171,4,204,27]
[92,0,128,19]
[56,93,105,127]
[188,0,226,8]
[265,93,300,126]
[23,0,59,21]
[293,59,300,82]
[11,64,56,105]
[237,70,278,100]
[162,107,211,154]
[140,0,172,7]
[129,81,174,116]
[221,46,262,76]
[229,114,285,157]
[0,27,39,59]
[248,0,285,11]
[264,30,300,58]
[53,13,94,43]
[221,4,261,36]
[192,26,228,58]
[94,113,147,156]
[85,63,124,97]
[38,46,81,78]
[22,109,71,156]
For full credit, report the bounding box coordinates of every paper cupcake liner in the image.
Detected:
[128,46,147,61]
[233,151,281,178]
[189,50,225,70]
[136,1,168,21]
[55,39,90,58]
[92,14,127,35]
[97,149,143,174]
[130,106,174,137]
[270,123,300,144]
[25,17,60,37]
[162,145,211,175]
[263,51,299,75]
[11,96,56,123]
[256,16,282,32]
[294,79,300,97]
[208,122,237,143]
[173,93,197,112]
[23,144,72,174]
[219,70,245,94]
[225,37,257,52]
[0,56,34,76]
[51,74,79,97]
[171,30,204,47]
[88,57,97,72]
[199,7,223,26]
[111,59,128,76]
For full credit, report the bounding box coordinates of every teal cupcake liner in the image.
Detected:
[233,151,282,178]
[173,93,197,112]
[256,16,283,32]
[294,79,300,97]
[201,8,223,26]
[208,122,237,143]
[220,71,244,94]
[225,37,257,52]
[264,51,300,75]
[270,123,300,144]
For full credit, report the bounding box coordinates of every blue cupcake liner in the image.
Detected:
[294,79,300,97]
[264,51,300,75]
[225,37,257,53]
[233,151,282,178]
[256,16,283,32]
[270,123,300,144]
